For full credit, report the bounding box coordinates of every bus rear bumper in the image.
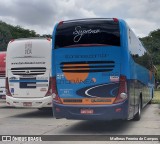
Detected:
[6,95,52,108]
[53,101,128,120]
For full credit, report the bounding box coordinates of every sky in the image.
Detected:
[0,0,159,37]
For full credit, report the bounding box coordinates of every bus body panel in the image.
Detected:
[6,38,52,108]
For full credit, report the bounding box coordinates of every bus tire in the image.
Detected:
[133,98,141,121]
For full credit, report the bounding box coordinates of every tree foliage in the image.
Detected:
[0,21,39,51]
[140,29,160,64]
[140,29,160,81]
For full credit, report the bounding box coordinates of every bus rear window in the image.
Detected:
[55,19,120,48]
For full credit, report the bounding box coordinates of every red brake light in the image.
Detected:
[45,77,52,96]
[46,38,51,41]
[119,75,126,81]
[113,18,119,22]
[113,75,127,104]
[58,21,63,26]
[52,77,62,104]
[6,77,12,96]
[10,39,15,43]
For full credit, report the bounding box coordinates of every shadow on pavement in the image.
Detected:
[9,108,54,118]
[61,104,152,134]
[63,120,131,134]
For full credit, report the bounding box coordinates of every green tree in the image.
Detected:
[0,21,39,51]
[140,29,160,81]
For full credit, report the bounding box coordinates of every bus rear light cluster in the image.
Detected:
[45,77,53,96]
[46,38,51,41]
[58,21,64,26]
[52,77,62,104]
[10,39,15,43]
[113,18,119,22]
[120,93,127,99]
[113,75,127,104]
[5,77,12,96]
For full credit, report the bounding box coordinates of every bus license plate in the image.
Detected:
[80,109,94,114]
[23,102,32,106]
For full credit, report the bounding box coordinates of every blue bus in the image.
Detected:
[52,18,155,121]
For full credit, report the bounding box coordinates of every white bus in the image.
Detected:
[6,38,52,108]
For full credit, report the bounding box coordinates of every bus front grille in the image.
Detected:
[60,61,115,73]
[11,67,46,76]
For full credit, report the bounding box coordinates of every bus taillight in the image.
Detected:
[46,38,51,41]
[6,77,12,96]
[113,18,119,22]
[10,39,15,43]
[52,77,62,104]
[113,75,127,104]
[45,77,52,96]
[58,21,64,26]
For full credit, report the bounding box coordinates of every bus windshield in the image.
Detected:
[55,19,120,48]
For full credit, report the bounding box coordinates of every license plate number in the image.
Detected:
[80,109,94,114]
[23,102,32,106]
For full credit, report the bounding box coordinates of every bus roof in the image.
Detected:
[58,18,119,24]
[9,37,51,43]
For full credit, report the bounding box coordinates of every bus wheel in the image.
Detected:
[133,98,141,121]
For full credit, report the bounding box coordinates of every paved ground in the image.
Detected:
[0,103,160,144]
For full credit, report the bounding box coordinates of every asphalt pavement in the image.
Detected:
[0,103,160,144]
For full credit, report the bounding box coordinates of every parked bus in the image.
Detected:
[52,18,155,121]
[6,38,52,108]
[0,51,6,103]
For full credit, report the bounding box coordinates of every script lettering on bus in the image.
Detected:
[73,26,100,42]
